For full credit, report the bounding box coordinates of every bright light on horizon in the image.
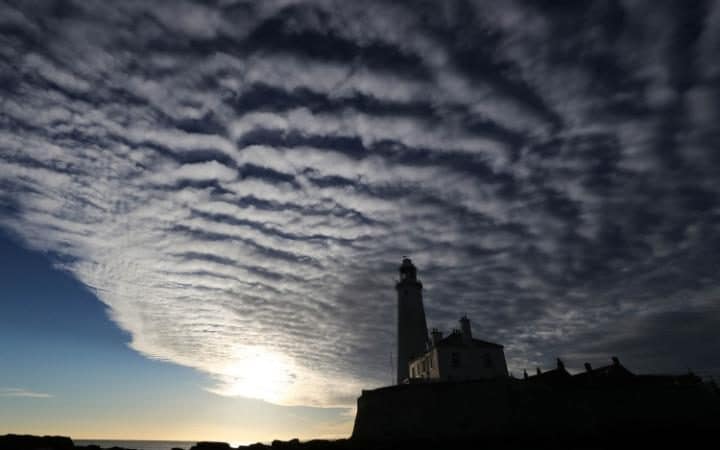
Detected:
[210,346,298,404]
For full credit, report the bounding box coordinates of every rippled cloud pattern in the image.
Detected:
[2,0,720,405]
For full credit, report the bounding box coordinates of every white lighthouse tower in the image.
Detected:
[396,258,430,383]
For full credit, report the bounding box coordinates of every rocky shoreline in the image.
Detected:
[4,430,720,450]
[0,435,350,450]
[0,435,343,450]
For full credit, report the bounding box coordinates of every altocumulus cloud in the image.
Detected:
[1,0,720,406]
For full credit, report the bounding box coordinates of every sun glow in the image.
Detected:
[212,346,297,404]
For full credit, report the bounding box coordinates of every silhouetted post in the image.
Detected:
[459,315,472,344]
[430,328,443,346]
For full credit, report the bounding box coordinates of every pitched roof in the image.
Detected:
[573,361,635,381]
[526,367,571,382]
[434,331,503,349]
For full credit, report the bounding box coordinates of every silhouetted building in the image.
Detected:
[355,262,720,443]
[396,259,507,383]
[409,317,508,381]
[525,358,572,384]
[573,356,635,385]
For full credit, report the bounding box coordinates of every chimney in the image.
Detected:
[459,315,472,342]
[536,367,542,375]
[556,358,565,371]
[611,356,620,366]
[430,328,443,346]
[523,369,528,380]
[584,362,593,372]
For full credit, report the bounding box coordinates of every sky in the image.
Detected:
[1,0,720,442]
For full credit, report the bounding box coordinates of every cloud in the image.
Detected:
[564,309,720,376]
[0,388,54,399]
[1,0,719,407]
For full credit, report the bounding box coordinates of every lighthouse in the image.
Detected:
[396,258,430,383]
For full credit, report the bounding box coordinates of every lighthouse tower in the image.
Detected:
[396,258,430,383]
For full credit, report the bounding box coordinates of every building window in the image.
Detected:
[451,352,461,368]
[484,354,493,368]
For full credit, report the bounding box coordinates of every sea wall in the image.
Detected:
[351,378,720,442]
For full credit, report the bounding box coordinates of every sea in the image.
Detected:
[74,440,200,450]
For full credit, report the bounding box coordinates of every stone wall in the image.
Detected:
[351,378,720,442]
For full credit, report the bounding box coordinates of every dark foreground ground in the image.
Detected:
[3,430,720,450]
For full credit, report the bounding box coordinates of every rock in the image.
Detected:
[188,442,231,450]
[270,439,300,449]
[240,443,267,450]
[0,434,74,450]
